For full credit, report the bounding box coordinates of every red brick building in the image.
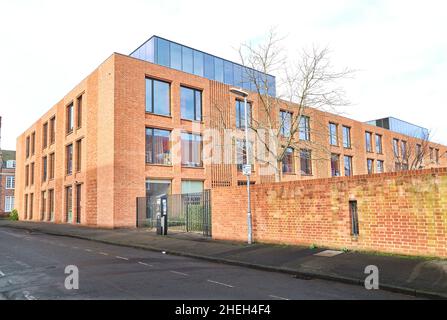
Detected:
[14,36,447,228]
[0,117,16,216]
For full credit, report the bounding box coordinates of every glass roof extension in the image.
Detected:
[366,117,429,140]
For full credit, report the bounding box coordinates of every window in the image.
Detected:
[401,141,407,159]
[393,139,399,157]
[76,139,82,172]
[157,38,170,67]
[31,132,35,155]
[49,153,55,179]
[329,123,338,146]
[48,189,55,221]
[365,132,373,152]
[435,149,440,164]
[224,60,233,85]
[66,103,74,134]
[6,160,16,168]
[182,46,193,73]
[181,87,202,121]
[77,94,83,128]
[430,147,434,161]
[50,116,56,144]
[377,160,384,173]
[170,42,182,70]
[65,186,73,223]
[344,156,353,176]
[76,184,82,224]
[26,136,30,158]
[4,196,14,212]
[214,58,224,82]
[367,159,374,174]
[6,176,15,189]
[193,51,204,77]
[343,126,351,148]
[375,134,382,154]
[350,201,359,237]
[280,110,292,137]
[235,100,252,129]
[42,156,47,182]
[402,162,409,170]
[204,54,215,80]
[66,144,73,175]
[181,181,204,194]
[145,128,171,165]
[25,165,29,186]
[416,144,422,160]
[331,154,340,177]
[181,133,202,167]
[300,149,312,175]
[282,147,295,174]
[24,194,28,219]
[42,122,48,149]
[30,162,35,185]
[29,193,34,220]
[145,78,170,116]
[299,116,311,141]
[395,162,402,171]
[41,191,46,221]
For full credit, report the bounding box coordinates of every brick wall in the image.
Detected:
[212,168,447,258]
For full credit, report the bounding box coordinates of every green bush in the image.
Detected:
[9,209,19,221]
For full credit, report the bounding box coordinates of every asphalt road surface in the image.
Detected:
[0,227,417,300]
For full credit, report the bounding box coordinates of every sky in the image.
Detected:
[0,0,446,150]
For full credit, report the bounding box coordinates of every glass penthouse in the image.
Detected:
[366,117,430,140]
[130,35,276,96]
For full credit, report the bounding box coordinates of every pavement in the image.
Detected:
[0,219,446,299]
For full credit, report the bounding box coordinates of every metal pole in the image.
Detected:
[244,96,253,245]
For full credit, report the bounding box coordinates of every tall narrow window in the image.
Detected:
[365,132,373,152]
[29,193,34,220]
[344,156,353,176]
[76,184,82,224]
[31,132,35,155]
[66,103,74,134]
[6,176,15,189]
[282,147,295,174]
[25,165,29,186]
[24,194,28,220]
[65,186,73,223]
[76,139,82,172]
[181,86,202,121]
[375,134,382,154]
[280,110,292,137]
[329,123,338,146]
[350,201,359,237]
[42,122,48,149]
[50,116,56,144]
[343,126,351,148]
[393,139,399,157]
[66,144,73,175]
[181,133,202,167]
[49,153,55,179]
[401,141,407,159]
[235,100,252,129]
[77,94,83,128]
[30,162,35,185]
[48,189,54,222]
[42,156,47,182]
[26,136,30,158]
[435,149,440,164]
[367,159,374,174]
[4,196,14,212]
[331,154,340,177]
[299,116,311,141]
[430,147,434,161]
[145,78,170,116]
[300,149,312,175]
[145,128,171,165]
[40,191,46,221]
[377,160,384,173]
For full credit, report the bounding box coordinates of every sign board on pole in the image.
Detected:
[242,164,252,176]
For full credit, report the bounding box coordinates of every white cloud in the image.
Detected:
[0,0,446,149]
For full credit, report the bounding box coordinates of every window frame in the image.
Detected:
[365,131,373,153]
[299,116,311,141]
[282,147,295,174]
[66,143,73,176]
[5,176,15,189]
[145,78,171,116]
[299,149,312,176]
[66,102,74,134]
[235,99,252,129]
[344,155,353,177]
[329,123,339,146]
[280,110,293,137]
[180,86,202,122]
[331,153,341,177]
[181,132,203,168]
[375,134,383,154]
[145,127,172,166]
[342,126,351,148]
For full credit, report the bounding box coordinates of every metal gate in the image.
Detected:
[136,190,212,237]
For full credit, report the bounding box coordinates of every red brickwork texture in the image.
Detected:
[212,168,447,258]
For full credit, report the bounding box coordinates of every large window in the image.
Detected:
[343,126,351,148]
[181,133,202,167]
[235,100,252,129]
[181,87,202,121]
[181,180,204,194]
[170,42,182,70]
[280,110,292,137]
[146,78,170,116]
[331,154,340,177]
[145,128,171,165]
[6,176,15,189]
[66,103,74,134]
[300,149,312,175]
[193,50,204,76]
[375,134,383,154]
[4,196,14,212]
[299,116,310,141]
[367,159,374,174]
[182,46,193,73]
[329,123,338,146]
[66,144,73,175]
[365,132,373,152]
[344,156,353,176]
[282,147,295,174]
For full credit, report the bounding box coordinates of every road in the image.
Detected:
[0,227,417,300]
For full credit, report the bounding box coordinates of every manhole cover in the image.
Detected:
[314,250,343,257]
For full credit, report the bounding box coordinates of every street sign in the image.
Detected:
[242,164,252,176]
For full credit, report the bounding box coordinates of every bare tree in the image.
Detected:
[390,131,432,171]
[238,28,354,182]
